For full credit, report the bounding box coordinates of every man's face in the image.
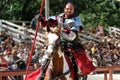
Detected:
[64,4,74,17]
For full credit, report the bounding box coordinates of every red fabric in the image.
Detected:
[67,48,96,75]
[27,47,95,79]
[27,56,75,80]
[26,69,41,80]
[0,58,8,68]
[39,17,47,27]
[47,20,58,27]
[40,18,58,28]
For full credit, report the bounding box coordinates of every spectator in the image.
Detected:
[3,44,12,56]
[9,50,26,70]
[17,42,25,55]
[32,46,44,69]
[4,51,13,70]
[0,54,8,70]
[0,29,8,41]
[91,44,97,57]
[0,35,2,44]
[32,53,40,70]
[103,51,113,66]
[0,41,6,53]
[111,48,120,66]
[7,34,15,47]
[35,46,42,55]
[23,43,30,63]
[29,14,39,30]
[96,22,104,37]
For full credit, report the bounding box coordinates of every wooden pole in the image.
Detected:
[45,0,49,18]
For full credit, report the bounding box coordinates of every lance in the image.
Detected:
[25,0,45,80]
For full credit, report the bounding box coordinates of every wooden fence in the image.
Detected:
[95,66,120,80]
[0,70,34,80]
[0,66,120,80]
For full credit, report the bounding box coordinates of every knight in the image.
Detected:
[38,2,96,80]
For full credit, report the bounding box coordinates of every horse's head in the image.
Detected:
[45,25,61,56]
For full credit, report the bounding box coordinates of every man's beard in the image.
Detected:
[65,12,73,18]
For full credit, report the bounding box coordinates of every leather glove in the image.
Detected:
[38,15,44,22]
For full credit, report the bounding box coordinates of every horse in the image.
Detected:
[39,26,76,80]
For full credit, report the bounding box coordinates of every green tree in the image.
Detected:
[0,0,119,29]
[80,0,120,29]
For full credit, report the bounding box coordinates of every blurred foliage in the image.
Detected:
[0,0,120,30]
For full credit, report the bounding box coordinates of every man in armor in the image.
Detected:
[39,2,95,79]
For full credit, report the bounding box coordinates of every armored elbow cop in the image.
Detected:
[61,31,77,41]
[58,20,75,29]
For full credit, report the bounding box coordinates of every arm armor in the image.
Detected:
[61,30,77,41]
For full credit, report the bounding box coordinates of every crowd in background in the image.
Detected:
[0,22,120,72]
[0,29,45,71]
[82,23,120,67]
